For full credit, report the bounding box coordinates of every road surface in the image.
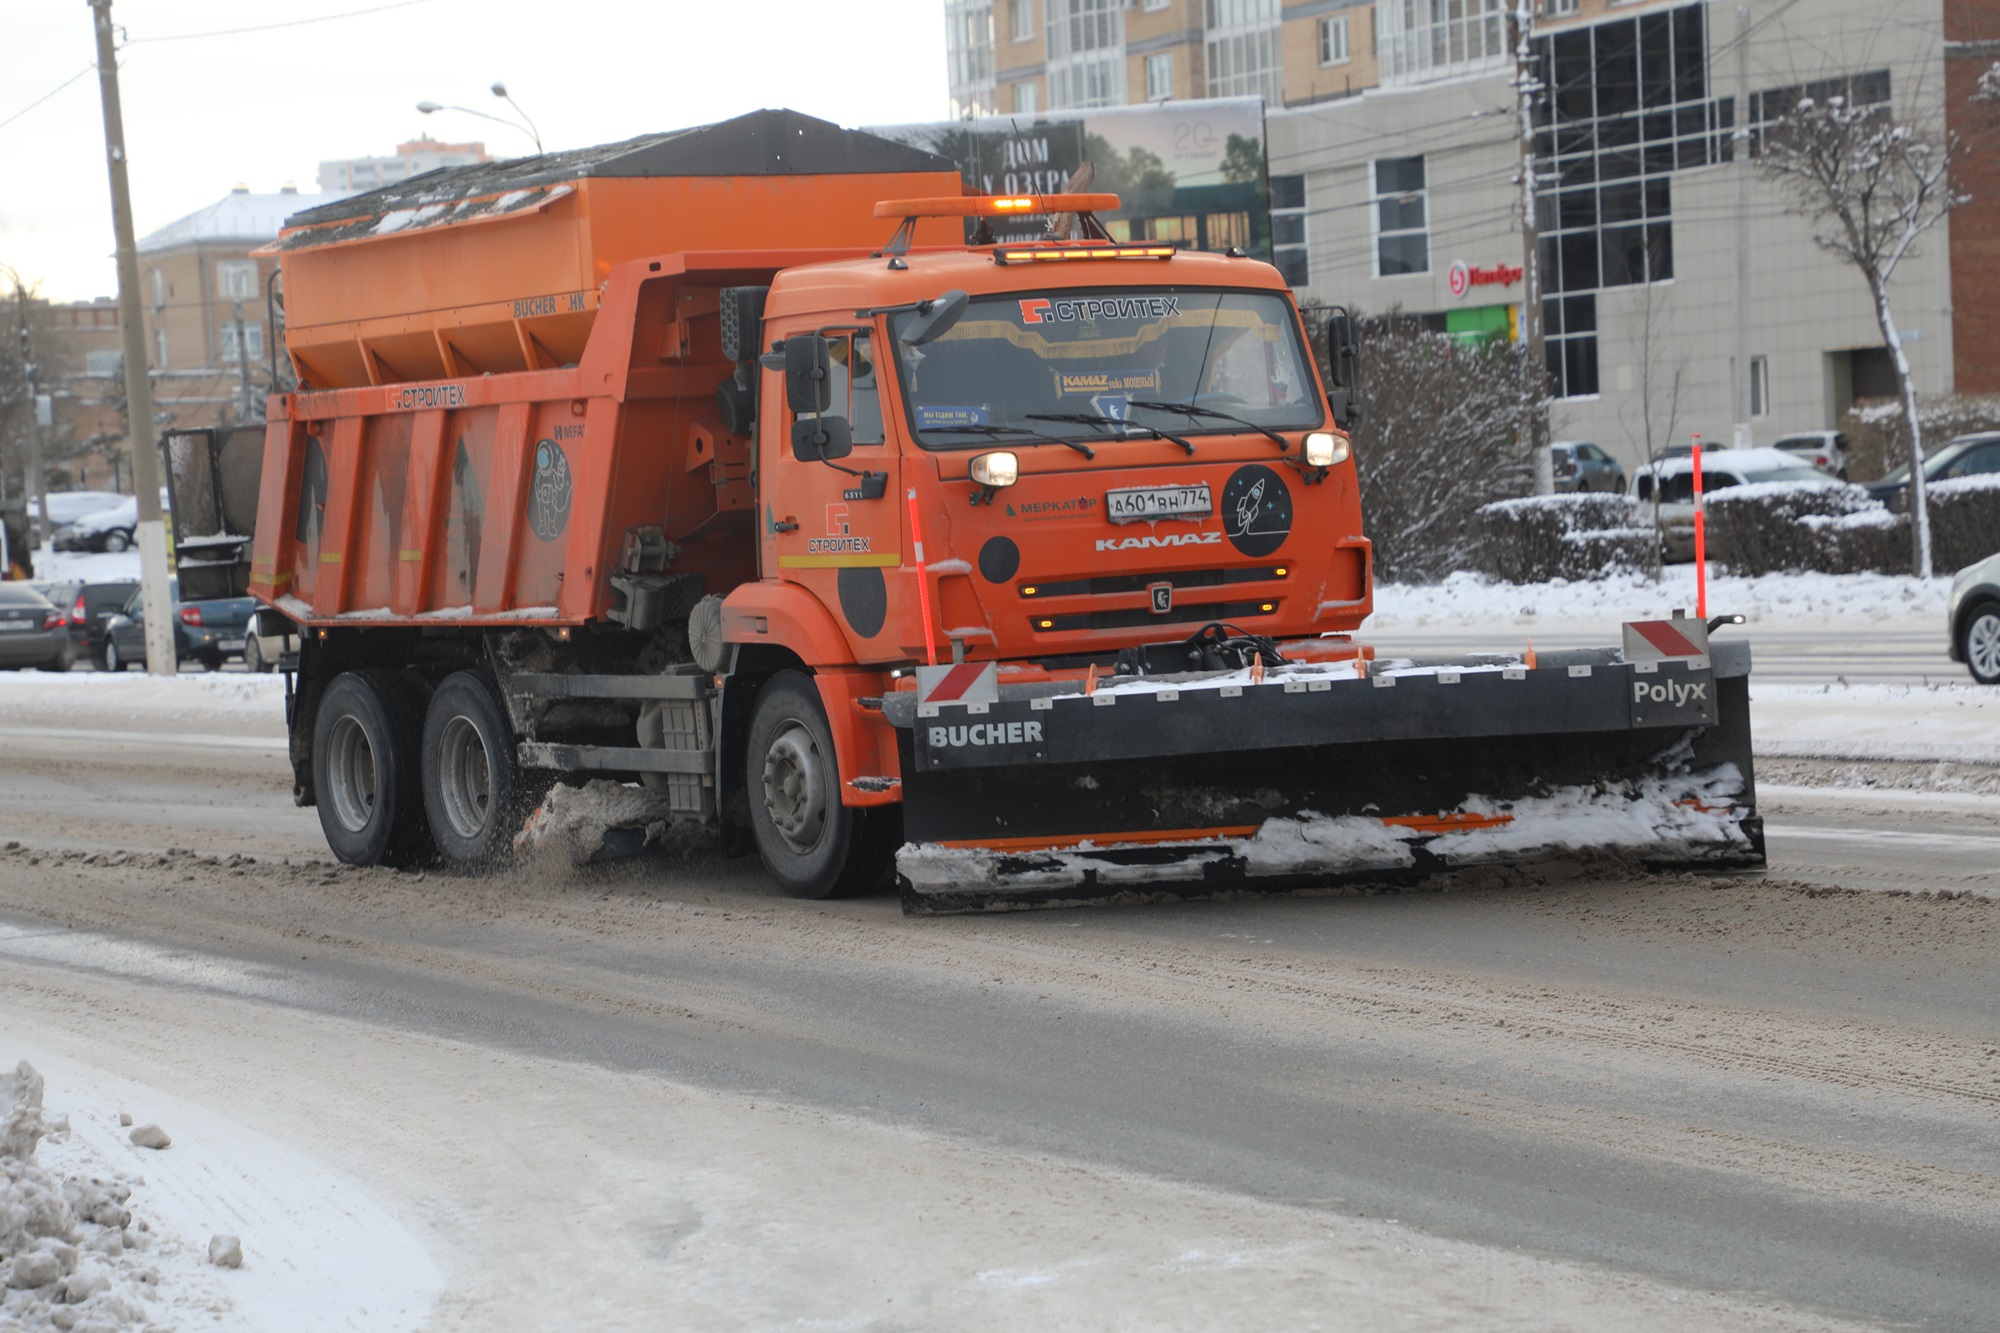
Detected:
[1,660,1996,1330]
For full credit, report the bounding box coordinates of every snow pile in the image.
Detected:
[1,1061,172,1331]
[1368,568,1950,628]
[0,672,287,729]
[514,780,678,863]
[899,765,1749,896]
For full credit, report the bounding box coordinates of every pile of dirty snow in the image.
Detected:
[1369,568,1949,629]
[1,1060,221,1331]
[514,779,680,864]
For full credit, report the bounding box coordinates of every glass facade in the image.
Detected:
[1205,0,1283,101]
[1048,0,1127,108]
[1377,0,1509,88]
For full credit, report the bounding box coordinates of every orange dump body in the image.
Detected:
[272,110,964,391]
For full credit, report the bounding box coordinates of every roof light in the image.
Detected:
[992,245,1176,265]
[873,193,1122,220]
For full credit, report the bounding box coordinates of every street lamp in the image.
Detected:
[415,84,542,154]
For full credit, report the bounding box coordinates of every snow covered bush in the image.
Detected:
[1842,394,2000,483]
[1706,481,1901,575]
[1302,306,1539,581]
[1929,474,2000,573]
[1468,494,1653,583]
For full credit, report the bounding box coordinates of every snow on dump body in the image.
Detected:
[897,765,1750,902]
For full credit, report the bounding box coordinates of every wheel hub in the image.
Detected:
[1970,612,2000,680]
[762,723,829,854]
[436,714,492,839]
[325,714,379,833]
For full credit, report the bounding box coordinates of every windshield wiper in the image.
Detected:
[1128,400,1290,453]
[1025,413,1197,456]
[922,423,1095,459]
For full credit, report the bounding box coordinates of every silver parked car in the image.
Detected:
[1630,447,1842,562]
[0,582,73,671]
[1552,441,1625,493]
[1949,551,2000,685]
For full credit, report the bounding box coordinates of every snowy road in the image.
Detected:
[1,672,1998,1329]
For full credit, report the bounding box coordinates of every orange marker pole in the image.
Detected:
[907,487,938,666]
[1691,432,1708,621]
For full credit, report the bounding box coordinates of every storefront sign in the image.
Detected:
[1448,260,1525,298]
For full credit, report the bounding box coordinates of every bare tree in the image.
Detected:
[1757,94,1966,577]
[1616,280,1687,579]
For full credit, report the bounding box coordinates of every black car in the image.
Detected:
[103,579,259,672]
[43,578,138,668]
[1866,431,2000,506]
[0,583,73,672]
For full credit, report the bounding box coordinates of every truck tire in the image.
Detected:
[313,670,432,867]
[421,670,527,866]
[744,670,888,899]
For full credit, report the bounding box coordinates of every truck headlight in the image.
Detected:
[1303,432,1348,467]
[969,451,1019,488]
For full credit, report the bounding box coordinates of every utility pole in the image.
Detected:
[12,281,49,551]
[90,0,176,674]
[1731,3,1753,450]
[1511,0,1553,494]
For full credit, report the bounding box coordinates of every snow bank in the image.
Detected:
[514,780,679,863]
[27,549,140,584]
[1369,568,1949,628]
[0,672,286,725]
[1753,682,2000,764]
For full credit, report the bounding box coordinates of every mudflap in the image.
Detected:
[887,644,1762,914]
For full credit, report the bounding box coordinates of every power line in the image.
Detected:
[0,65,95,134]
[126,0,432,44]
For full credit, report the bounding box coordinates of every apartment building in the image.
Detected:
[947,0,2000,469]
[316,138,491,194]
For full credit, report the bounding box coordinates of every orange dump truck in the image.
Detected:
[230,108,1762,910]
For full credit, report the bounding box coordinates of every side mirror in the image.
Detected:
[792,415,854,462]
[1324,305,1362,431]
[899,289,969,347]
[785,334,832,415]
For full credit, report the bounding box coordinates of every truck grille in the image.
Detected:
[1018,566,1286,599]
[1030,598,1280,633]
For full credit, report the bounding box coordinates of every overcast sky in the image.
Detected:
[1,0,951,302]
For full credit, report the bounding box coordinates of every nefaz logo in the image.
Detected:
[928,720,1045,749]
[1095,531,1221,552]
[1634,679,1708,706]
[1019,296,1181,325]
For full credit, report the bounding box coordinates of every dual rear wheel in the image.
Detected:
[312,669,528,868]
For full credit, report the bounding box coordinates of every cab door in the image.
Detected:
[759,326,901,661]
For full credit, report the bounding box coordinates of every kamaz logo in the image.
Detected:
[1094,532,1222,552]
[1634,679,1708,705]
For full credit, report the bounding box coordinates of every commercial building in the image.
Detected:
[944,0,1999,471]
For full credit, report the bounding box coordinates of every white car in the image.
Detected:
[1630,447,1843,562]
[57,496,138,552]
[33,491,128,530]
[1949,551,2000,685]
[1770,430,1850,480]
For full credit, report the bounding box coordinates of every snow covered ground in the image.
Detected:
[1369,568,1948,630]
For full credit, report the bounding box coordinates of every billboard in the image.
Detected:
[869,98,1271,259]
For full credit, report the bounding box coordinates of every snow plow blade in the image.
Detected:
[886,633,1761,915]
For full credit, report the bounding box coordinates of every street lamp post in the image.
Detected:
[416,82,542,154]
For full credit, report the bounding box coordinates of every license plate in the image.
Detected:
[1105,484,1213,524]
[0,620,33,633]
[220,638,246,651]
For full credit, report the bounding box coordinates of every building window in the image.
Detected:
[1376,0,1508,87]
[1319,15,1349,65]
[1144,0,1171,10]
[216,260,258,302]
[1748,69,1890,154]
[86,349,123,376]
[1270,173,1308,286]
[947,0,997,117]
[1014,80,1039,114]
[1542,0,1579,15]
[1010,0,1034,40]
[1544,293,1599,398]
[149,268,165,310]
[154,326,168,369]
[219,321,264,364]
[1204,0,1281,102]
[1047,0,1126,108]
[1146,52,1173,99]
[1750,355,1769,417]
[1372,155,1428,276]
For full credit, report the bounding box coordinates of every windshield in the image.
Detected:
[890,288,1322,450]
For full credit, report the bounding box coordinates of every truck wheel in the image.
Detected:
[1962,602,2000,686]
[313,670,432,867]
[421,670,526,866]
[745,671,887,899]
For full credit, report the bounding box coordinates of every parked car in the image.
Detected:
[1950,551,2000,685]
[102,578,259,672]
[55,495,137,552]
[1630,447,1843,562]
[56,578,140,668]
[0,583,74,672]
[31,490,127,535]
[1552,441,1625,494]
[1771,430,1851,480]
[1866,431,2000,506]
